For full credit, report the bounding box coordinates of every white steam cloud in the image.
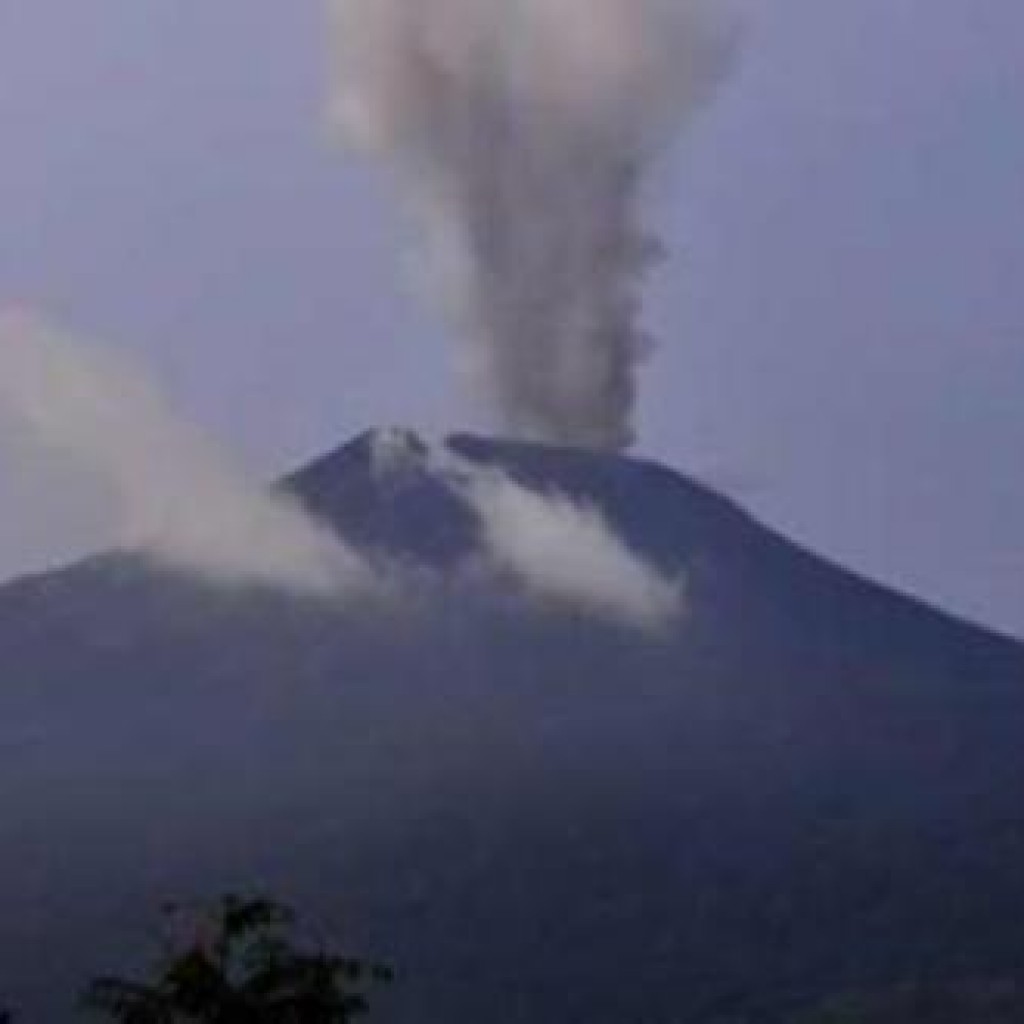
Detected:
[460,468,683,631]
[0,311,683,630]
[330,0,733,450]
[0,311,371,596]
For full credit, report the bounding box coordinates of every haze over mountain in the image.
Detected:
[1,430,1023,1022]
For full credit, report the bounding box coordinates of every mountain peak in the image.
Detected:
[364,426,429,475]
[281,428,758,575]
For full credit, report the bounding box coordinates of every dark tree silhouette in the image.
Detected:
[83,895,392,1023]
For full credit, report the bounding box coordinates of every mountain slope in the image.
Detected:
[0,430,1022,1022]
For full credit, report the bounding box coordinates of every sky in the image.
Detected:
[0,0,1022,637]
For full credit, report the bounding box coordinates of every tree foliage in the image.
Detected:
[82,895,392,1023]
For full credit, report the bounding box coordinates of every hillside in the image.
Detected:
[1,430,1023,1022]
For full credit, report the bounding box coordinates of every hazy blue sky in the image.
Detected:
[0,0,1022,637]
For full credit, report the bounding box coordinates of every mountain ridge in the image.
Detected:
[3,427,1019,651]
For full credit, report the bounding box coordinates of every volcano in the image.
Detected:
[1,431,1023,1022]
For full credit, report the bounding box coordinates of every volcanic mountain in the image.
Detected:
[1,430,1023,1022]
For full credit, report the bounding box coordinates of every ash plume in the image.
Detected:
[329,0,733,450]
[0,311,371,596]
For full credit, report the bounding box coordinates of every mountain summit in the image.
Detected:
[1,431,1023,1022]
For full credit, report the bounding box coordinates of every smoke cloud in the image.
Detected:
[460,467,683,631]
[329,0,733,450]
[0,311,371,596]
